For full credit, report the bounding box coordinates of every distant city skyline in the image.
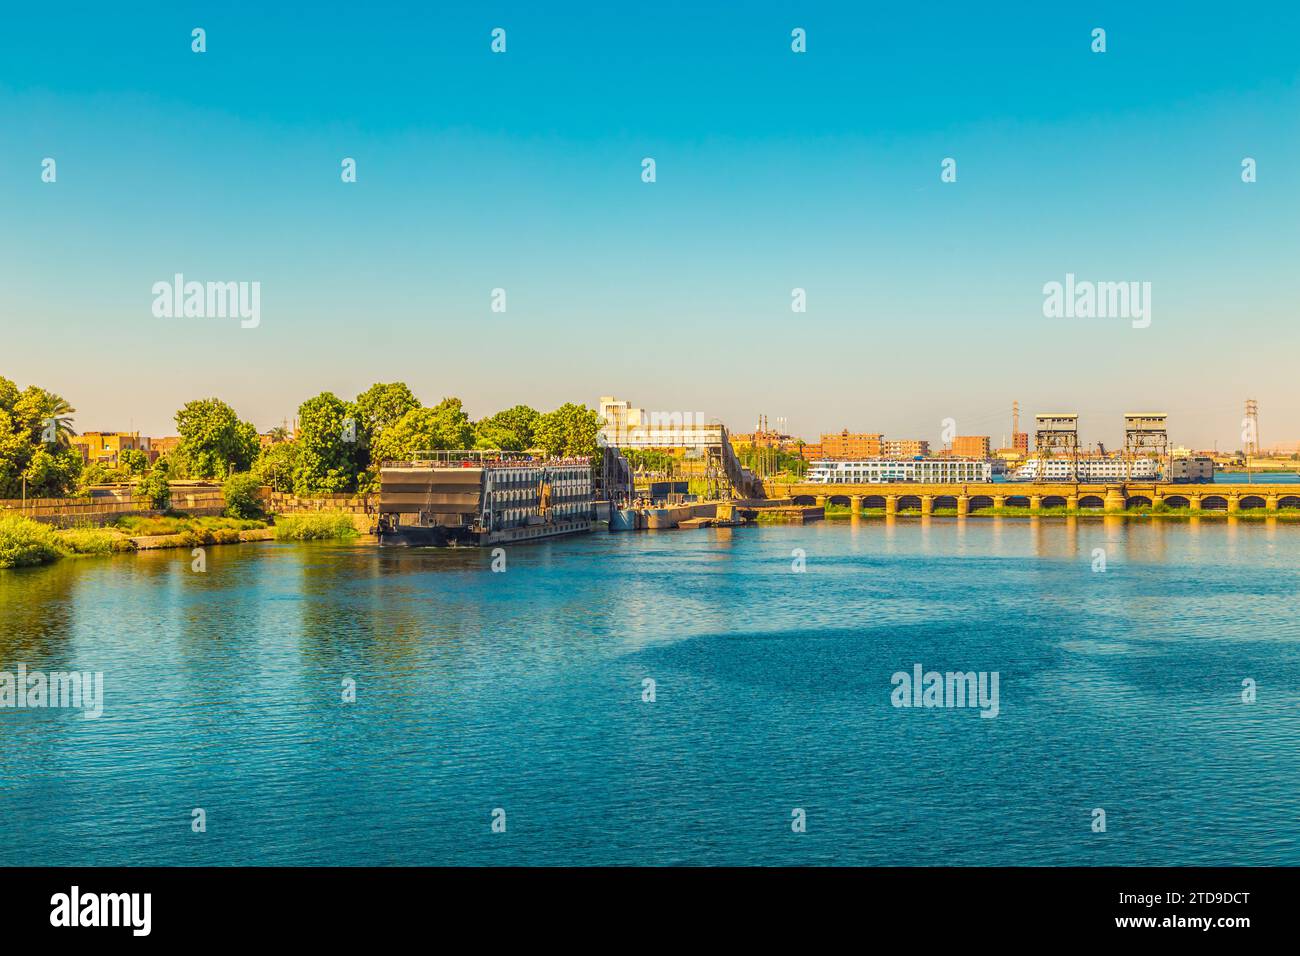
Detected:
[3,3,1297,448]
[43,385,1291,456]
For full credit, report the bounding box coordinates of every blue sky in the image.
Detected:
[1,2,1297,449]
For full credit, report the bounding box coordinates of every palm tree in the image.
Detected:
[40,394,77,446]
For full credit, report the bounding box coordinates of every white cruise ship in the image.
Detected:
[807,459,992,484]
[1010,457,1160,482]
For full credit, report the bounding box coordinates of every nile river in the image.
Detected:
[1,518,1298,865]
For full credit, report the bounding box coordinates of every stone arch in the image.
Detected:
[898,494,922,512]
[792,495,817,506]
[1239,495,1266,510]
[1078,495,1105,510]
[863,495,887,510]
[1278,495,1300,510]
[828,495,852,508]
[969,495,994,512]
[1201,495,1228,511]
[933,495,958,510]
[1165,495,1190,509]
[1125,495,1153,509]
[1041,495,1067,508]
[1004,495,1031,508]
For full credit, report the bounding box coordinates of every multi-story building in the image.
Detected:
[1168,457,1216,483]
[818,430,884,459]
[731,429,798,451]
[951,435,991,459]
[881,439,930,459]
[1013,432,1029,453]
[598,396,722,450]
[72,432,152,466]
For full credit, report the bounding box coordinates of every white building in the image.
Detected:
[598,395,723,450]
[807,459,992,484]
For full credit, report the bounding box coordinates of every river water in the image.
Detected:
[1,518,1297,865]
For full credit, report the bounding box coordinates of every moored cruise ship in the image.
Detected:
[1010,457,1161,482]
[377,451,595,546]
[807,458,992,483]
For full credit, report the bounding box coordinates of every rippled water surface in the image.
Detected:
[1,517,1298,865]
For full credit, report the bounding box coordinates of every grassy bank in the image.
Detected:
[114,514,268,539]
[1,510,353,569]
[1,516,141,567]
[0,514,66,567]
[57,527,138,555]
[273,512,360,541]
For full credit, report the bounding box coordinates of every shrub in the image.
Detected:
[135,464,171,510]
[57,527,136,555]
[273,512,359,541]
[223,472,264,519]
[115,514,266,537]
[0,513,64,568]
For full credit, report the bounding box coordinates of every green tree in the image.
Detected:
[352,382,421,490]
[222,472,264,519]
[79,461,117,488]
[10,388,77,447]
[252,441,300,494]
[370,398,475,464]
[353,382,420,452]
[119,448,150,475]
[474,404,540,451]
[0,376,19,416]
[20,444,83,498]
[135,460,172,510]
[533,403,602,459]
[294,392,359,494]
[0,408,29,498]
[173,398,259,479]
[0,379,83,498]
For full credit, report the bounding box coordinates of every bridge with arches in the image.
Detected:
[766,482,1300,515]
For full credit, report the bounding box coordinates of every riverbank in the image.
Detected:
[0,511,362,568]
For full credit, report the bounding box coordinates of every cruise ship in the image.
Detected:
[1009,457,1161,482]
[377,451,595,546]
[807,458,993,483]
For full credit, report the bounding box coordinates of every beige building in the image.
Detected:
[951,435,991,459]
[818,431,884,459]
[881,439,930,458]
[72,432,152,466]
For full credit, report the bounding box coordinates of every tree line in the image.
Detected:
[0,375,604,500]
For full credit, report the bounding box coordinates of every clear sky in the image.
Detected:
[1,2,1297,450]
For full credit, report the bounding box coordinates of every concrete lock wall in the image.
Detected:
[262,491,374,515]
[3,487,376,527]
[0,488,226,527]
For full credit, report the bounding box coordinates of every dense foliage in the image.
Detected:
[0,513,64,567]
[0,376,84,498]
[172,398,259,479]
[222,472,265,519]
